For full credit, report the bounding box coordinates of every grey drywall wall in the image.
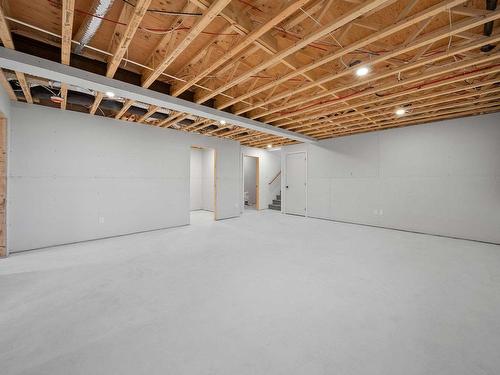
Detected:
[8,102,241,252]
[283,113,500,243]
[242,146,281,210]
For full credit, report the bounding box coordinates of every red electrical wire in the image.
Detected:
[280,63,500,116]
[237,0,264,13]
[47,0,239,35]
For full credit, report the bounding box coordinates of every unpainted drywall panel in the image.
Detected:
[308,134,379,179]
[8,103,241,252]
[329,177,382,226]
[283,113,500,243]
[380,118,500,178]
[306,177,330,219]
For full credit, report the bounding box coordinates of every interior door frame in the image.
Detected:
[190,145,217,221]
[283,151,307,217]
[242,154,259,210]
[0,117,6,257]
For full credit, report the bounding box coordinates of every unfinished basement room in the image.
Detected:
[0,0,499,374]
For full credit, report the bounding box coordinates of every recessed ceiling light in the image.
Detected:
[105,91,115,98]
[356,66,370,77]
[267,144,272,149]
[395,108,406,116]
[220,120,226,125]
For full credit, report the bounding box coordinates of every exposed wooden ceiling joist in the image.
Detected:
[0,5,32,103]
[171,0,312,97]
[89,0,152,115]
[60,0,75,110]
[1,0,499,146]
[195,0,395,104]
[0,46,316,143]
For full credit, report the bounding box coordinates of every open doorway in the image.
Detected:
[190,146,216,223]
[243,155,259,210]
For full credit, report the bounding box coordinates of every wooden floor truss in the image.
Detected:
[0,0,498,147]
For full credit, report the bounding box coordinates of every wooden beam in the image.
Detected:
[138,105,159,123]
[0,5,32,103]
[276,61,500,127]
[61,0,74,66]
[115,99,134,119]
[107,0,151,77]
[158,112,188,128]
[451,5,492,17]
[141,0,232,88]
[316,101,500,138]
[171,0,312,97]
[0,68,15,100]
[189,0,340,108]
[218,0,468,111]
[397,0,419,21]
[182,118,209,131]
[118,0,229,118]
[60,0,75,110]
[288,76,500,132]
[0,117,5,257]
[195,0,394,104]
[257,13,500,122]
[289,68,500,133]
[305,87,500,135]
[283,0,325,30]
[142,0,198,78]
[0,47,316,142]
[90,0,152,114]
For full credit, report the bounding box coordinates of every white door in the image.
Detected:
[285,152,306,216]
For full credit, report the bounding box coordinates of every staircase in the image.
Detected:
[268,192,281,211]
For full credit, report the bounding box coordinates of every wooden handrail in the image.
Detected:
[268,171,281,185]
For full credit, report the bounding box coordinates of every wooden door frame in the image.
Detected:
[190,145,217,221]
[242,155,259,210]
[0,117,6,257]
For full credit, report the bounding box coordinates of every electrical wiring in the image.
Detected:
[122,0,203,16]
[279,63,500,116]
[46,0,238,36]
[121,0,262,15]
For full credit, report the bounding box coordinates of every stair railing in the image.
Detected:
[268,171,281,185]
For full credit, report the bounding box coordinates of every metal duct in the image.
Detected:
[481,0,498,52]
[73,0,116,54]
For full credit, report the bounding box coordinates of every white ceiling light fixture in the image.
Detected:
[355,66,370,77]
[395,108,406,116]
[219,120,226,125]
[105,91,115,98]
[267,144,272,149]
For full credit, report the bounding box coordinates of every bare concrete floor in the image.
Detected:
[1,210,500,375]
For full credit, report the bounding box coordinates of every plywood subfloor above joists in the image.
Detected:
[0,0,499,146]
